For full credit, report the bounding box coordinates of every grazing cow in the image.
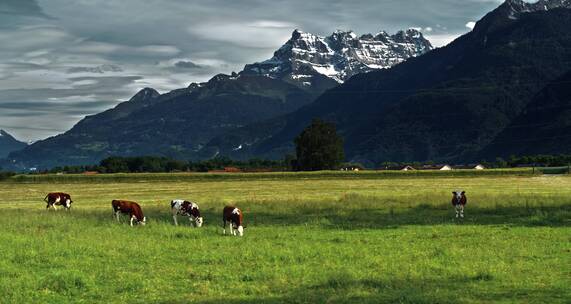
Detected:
[171,199,203,227]
[451,191,467,218]
[222,206,244,236]
[44,192,73,211]
[112,200,146,226]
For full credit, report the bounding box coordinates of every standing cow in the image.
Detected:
[451,191,467,218]
[44,192,73,211]
[222,206,244,236]
[171,199,203,227]
[112,200,146,226]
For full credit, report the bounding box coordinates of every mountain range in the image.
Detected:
[206,0,571,165]
[3,28,432,169]
[4,0,571,170]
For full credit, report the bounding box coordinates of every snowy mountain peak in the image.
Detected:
[241,28,432,85]
[501,0,571,17]
[129,87,160,103]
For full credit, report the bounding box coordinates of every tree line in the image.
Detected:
[40,156,287,174]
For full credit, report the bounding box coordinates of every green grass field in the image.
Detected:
[0,171,569,303]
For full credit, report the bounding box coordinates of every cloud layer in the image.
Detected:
[0,0,505,141]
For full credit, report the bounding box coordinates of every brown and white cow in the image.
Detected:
[44,192,73,211]
[171,199,203,227]
[451,191,467,218]
[112,200,146,226]
[222,206,244,236]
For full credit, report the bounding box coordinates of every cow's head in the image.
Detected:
[195,216,204,227]
[189,206,203,227]
[452,191,465,202]
[139,216,147,226]
[237,225,244,236]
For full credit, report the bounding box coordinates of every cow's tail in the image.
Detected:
[43,194,49,202]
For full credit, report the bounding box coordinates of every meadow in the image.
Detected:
[0,170,569,303]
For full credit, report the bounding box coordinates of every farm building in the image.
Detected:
[454,164,486,170]
[340,164,365,171]
[340,166,361,171]
[383,165,416,171]
[420,164,453,171]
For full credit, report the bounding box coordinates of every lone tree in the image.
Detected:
[294,118,345,171]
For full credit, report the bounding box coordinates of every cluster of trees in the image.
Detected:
[496,155,571,168]
[45,156,287,174]
[0,170,15,180]
[292,119,345,171]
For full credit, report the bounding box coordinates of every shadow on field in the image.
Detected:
[21,200,571,230]
[167,274,565,304]
[240,204,571,230]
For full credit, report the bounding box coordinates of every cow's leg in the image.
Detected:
[53,197,60,211]
[460,205,465,218]
[171,208,178,226]
[455,205,460,218]
[130,215,135,227]
[115,211,121,222]
[223,220,228,235]
[189,216,195,227]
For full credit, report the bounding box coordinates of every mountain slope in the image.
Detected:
[0,130,27,159]
[209,0,571,164]
[480,70,571,158]
[7,75,318,168]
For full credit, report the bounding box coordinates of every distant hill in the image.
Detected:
[207,0,571,165]
[0,130,27,159]
[480,70,571,158]
[6,75,319,168]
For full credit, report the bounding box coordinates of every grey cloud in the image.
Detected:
[0,100,118,112]
[174,61,202,69]
[67,64,123,74]
[0,0,51,18]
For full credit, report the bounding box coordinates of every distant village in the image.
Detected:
[340,164,486,172]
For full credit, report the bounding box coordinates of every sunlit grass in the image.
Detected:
[0,172,569,303]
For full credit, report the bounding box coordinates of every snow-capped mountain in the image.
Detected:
[241,29,433,85]
[502,0,571,16]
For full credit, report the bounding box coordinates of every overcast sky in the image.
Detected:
[0,0,508,142]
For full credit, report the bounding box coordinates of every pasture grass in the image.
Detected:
[0,172,569,303]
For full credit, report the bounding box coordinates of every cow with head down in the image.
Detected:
[44,192,73,211]
[171,199,203,227]
[451,190,467,218]
[112,200,146,226]
[222,206,244,236]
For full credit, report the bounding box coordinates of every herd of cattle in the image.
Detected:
[44,193,245,236]
[43,190,468,235]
